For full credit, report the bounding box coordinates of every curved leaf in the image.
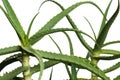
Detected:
[29,1,102,48]
[102,40,120,47]
[0,53,22,71]
[84,17,97,40]
[22,47,109,80]
[29,28,95,45]
[94,0,119,48]
[21,46,44,80]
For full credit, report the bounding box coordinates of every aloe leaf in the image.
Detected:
[103,62,120,73]
[49,35,62,53]
[0,66,27,80]
[48,0,105,53]
[22,47,109,80]
[93,54,120,60]
[21,46,44,80]
[114,75,120,80]
[63,32,74,56]
[49,67,53,80]
[102,40,120,47]
[27,13,39,38]
[0,53,22,71]
[101,49,120,55]
[2,0,26,43]
[84,17,97,40]
[49,35,72,79]
[29,1,102,48]
[98,0,112,36]
[0,46,21,55]
[30,60,60,75]
[29,28,95,45]
[63,32,77,80]
[95,0,119,48]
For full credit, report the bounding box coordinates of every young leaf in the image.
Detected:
[2,0,26,43]
[27,13,39,38]
[98,0,112,36]
[22,47,109,80]
[84,17,97,40]
[63,32,77,80]
[0,46,21,56]
[94,0,119,48]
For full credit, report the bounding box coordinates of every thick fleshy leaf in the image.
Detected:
[98,0,112,36]
[95,0,119,48]
[0,53,22,71]
[48,0,105,53]
[30,60,60,75]
[0,67,27,80]
[103,62,120,73]
[0,46,21,55]
[29,1,102,49]
[2,0,26,43]
[22,47,109,80]
[29,28,95,45]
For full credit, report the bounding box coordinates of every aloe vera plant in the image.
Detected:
[0,0,120,80]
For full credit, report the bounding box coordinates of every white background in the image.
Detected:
[0,0,120,80]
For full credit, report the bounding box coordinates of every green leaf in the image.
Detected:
[30,60,60,75]
[2,0,26,43]
[103,62,120,73]
[48,0,105,53]
[95,0,119,48]
[29,1,102,47]
[29,28,95,45]
[21,46,44,80]
[98,0,112,37]
[22,47,109,80]
[0,67,27,80]
[101,49,120,55]
[0,53,22,71]
[114,75,120,80]
[49,35,72,79]
[49,35,62,53]
[27,13,39,38]
[63,32,77,80]
[0,46,21,55]
[93,54,120,60]
[49,67,53,80]
[84,17,97,40]
[102,40,120,47]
